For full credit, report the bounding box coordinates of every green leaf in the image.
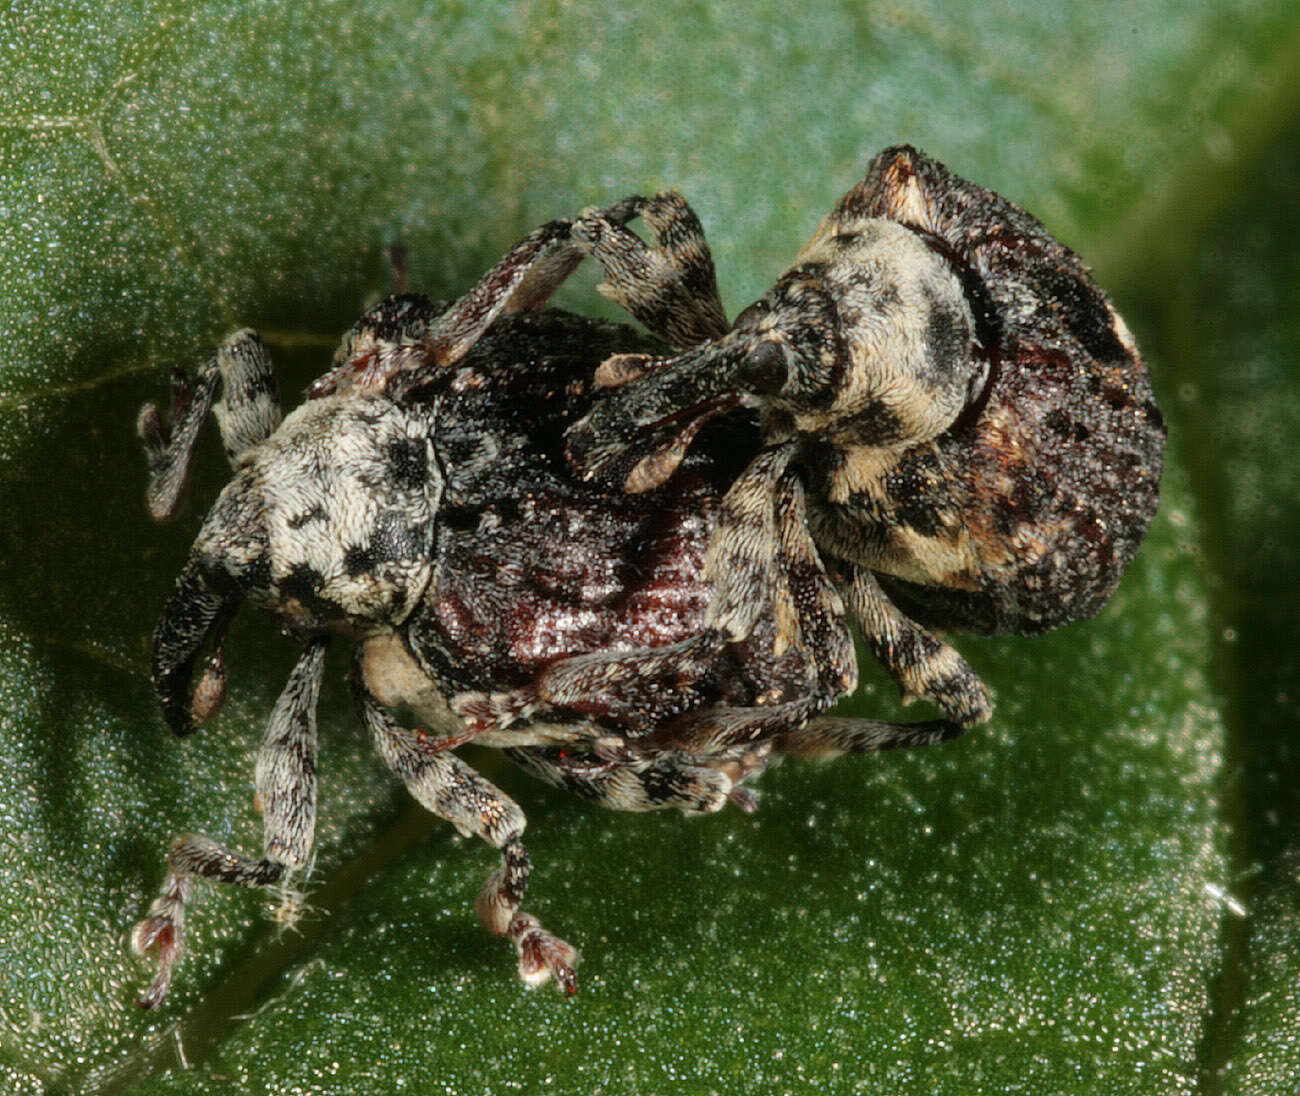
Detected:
[2,2,1297,1093]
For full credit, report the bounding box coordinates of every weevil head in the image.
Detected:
[567,218,993,497]
[153,394,441,735]
[730,217,990,450]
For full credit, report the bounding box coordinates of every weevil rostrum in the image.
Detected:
[132,147,1163,1006]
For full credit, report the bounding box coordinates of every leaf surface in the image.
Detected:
[2,2,1296,1092]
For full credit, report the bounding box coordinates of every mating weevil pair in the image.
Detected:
[132,146,1164,1006]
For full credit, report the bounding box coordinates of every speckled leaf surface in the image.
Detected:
[1,3,1297,1094]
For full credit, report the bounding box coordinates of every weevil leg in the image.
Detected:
[456,633,723,738]
[663,684,973,763]
[573,192,729,348]
[638,465,857,752]
[704,442,857,695]
[769,462,858,696]
[138,329,283,521]
[650,697,824,754]
[702,443,798,645]
[138,364,221,522]
[754,562,992,758]
[316,194,728,398]
[424,220,584,361]
[131,836,286,1009]
[503,743,765,815]
[254,637,329,916]
[458,627,825,754]
[132,637,328,1008]
[353,667,578,994]
[774,715,966,758]
[565,332,751,487]
[692,496,990,754]
[211,329,282,462]
[840,564,993,727]
[651,464,997,758]
[309,219,587,397]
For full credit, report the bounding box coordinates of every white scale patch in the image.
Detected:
[257,395,440,623]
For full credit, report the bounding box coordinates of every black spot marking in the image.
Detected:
[867,626,932,668]
[369,510,430,563]
[908,224,1003,352]
[992,468,1054,535]
[640,763,692,805]
[348,407,388,428]
[841,398,904,445]
[883,455,949,538]
[1045,408,1090,442]
[279,563,322,600]
[441,505,483,532]
[279,563,342,618]
[386,438,428,491]
[894,496,945,539]
[920,285,971,383]
[860,277,903,318]
[1041,267,1128,362]
[288,504,328,530]
[799,437,846,493]
[244,552,273,597]
[1100,383,1134,412]
[343,544,376,576]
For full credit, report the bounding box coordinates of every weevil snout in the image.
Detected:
[151,470,277,737]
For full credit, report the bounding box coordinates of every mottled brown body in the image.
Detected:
[388,308,816,738]
[798,149,1164,634]
[568,146,1164,649]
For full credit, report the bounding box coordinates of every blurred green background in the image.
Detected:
[2,2,1297,1093]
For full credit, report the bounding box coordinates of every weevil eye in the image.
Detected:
[732,299,772,330]
[738,339,789,395]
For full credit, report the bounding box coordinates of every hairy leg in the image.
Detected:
[573,191,729,348]
[775,714,966,758]
[353,666,578,993]
[840,564,993,726]
[132,638,327,1008]
[138,330,281,521]
[702,443,798,645]
[504,743,762,815]
[315,191,729,399]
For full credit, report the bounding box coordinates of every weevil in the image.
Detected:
[565,146,1164,728]
[132,207,955,1006]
